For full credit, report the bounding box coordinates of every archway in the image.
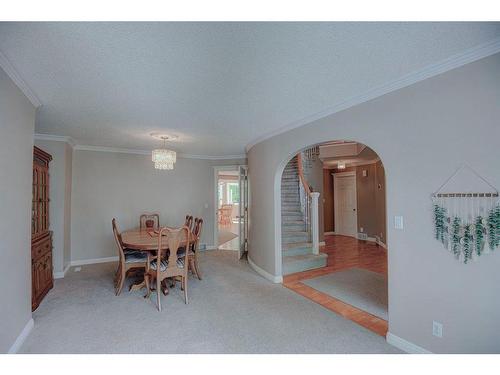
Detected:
[277,139,389,335]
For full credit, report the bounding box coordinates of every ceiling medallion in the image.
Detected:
[151,134,177,170]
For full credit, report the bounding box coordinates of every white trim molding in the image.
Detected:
[53,263,71,279]
[0,51,41,108]
[245,37,500,152]
[35,133,76,147]
[35,134,246,160]
[75,144,246,160]
[8,318,34,354]
[247,255,283,284]
[386,332,432,354]
[70,256,118,266]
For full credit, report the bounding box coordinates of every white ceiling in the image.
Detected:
[0,22,499,157]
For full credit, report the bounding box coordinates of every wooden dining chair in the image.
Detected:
[140,213,160,231]
[184,215,194,232]
[189,218,203,280]
[176,218,203,280]
[112,218,147,295]
[144,226,191,311]
[220,205,232,226]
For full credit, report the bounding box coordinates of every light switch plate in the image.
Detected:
[394,216,404,229]
[432,321,443,338]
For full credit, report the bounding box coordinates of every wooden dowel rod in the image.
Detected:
[433,193,499,197]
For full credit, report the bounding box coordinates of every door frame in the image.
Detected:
[213,165,245,249]
[333,171,358,238]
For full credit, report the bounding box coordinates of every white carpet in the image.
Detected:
[303,268,388,320]
[21,251,399,353]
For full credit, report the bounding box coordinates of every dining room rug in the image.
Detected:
[302,267,388,320]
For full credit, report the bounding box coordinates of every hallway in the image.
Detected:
[283,235,388,336]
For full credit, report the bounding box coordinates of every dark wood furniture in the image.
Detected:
[31,146,53,311]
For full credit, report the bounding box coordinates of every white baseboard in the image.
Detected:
[386,332,432,354]
[357,235,388,251]
[324,231,336,235]
[53,263,71,279]
[70,256,118,266]
[8,318,34,354]
[247,255,283,283]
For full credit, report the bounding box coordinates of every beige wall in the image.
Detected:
[63,143,73,270]
[247,53,500,353]
[34,139,73,274]
[0,68,35,352]
[71,150,245,262]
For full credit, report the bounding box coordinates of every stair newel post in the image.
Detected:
[310,192,320,255]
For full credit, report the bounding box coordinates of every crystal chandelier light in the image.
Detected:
[152,136,176,170]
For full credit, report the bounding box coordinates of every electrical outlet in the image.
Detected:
[74,267,81,272]
[360,227,364,233]
[432,321,443,338]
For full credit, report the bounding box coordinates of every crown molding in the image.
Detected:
[180,153,247,160]
[245,36,500,153]
[74,144,149,155]
[73,144,246,160]
[34,133,76,147]
[324,157,381,169]
[35,133,245,159]
[0,50,41,108]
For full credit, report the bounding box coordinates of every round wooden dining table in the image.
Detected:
[122,227,197,251]
[121,228,198,292]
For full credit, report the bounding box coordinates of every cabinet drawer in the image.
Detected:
[32,237,52,260]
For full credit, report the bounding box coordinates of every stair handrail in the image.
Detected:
[297,152,320,255]
[297,153,312,196]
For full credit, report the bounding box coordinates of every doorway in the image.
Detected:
[213,165,248,259]
[281,140,388,336]
[333,171,357,237]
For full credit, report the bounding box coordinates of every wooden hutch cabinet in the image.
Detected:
[31,146,53,311]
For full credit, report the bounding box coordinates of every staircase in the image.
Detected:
[281,156,327,275]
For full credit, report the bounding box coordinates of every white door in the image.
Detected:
[238,165,249,259]
[334,173,357,237]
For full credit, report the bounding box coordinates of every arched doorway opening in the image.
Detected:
[278,139,388,335]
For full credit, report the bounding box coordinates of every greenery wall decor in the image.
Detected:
[432,204,500,263]
[432,165,499,264]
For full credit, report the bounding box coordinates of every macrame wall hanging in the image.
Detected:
[432,165,499,263]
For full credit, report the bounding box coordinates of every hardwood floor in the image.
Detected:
[283,235,388,336]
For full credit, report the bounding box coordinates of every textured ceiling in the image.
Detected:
[0,22,499,156]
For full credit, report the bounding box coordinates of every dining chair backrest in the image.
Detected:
[112,218,126,265]
[156,226,191,278]
[193,218,203,238]
[184,215,194,231]
[140,213,160,231]
[190,218,203,252]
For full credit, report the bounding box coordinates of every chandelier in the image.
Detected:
[152,136,176,170]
